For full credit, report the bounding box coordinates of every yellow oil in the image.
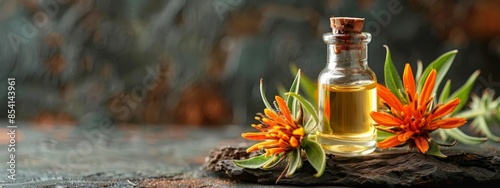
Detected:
[318,82,377,156]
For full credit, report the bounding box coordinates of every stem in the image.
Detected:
[431,139,457,147]
[276,161,290,184]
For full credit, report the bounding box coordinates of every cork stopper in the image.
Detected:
[330,17,364,34]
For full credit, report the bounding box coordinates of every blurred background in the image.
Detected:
[1,0,499,127]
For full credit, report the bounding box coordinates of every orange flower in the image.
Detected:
[242,96,305,157]
[370,64,466,153]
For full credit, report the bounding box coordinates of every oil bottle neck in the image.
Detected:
[323,32,371,69]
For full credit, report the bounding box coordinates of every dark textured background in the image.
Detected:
[1,0,499,127]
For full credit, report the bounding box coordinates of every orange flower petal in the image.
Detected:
[265,149,272,157]
[377,84,404,112]
[427,117,466,130]
[275,96,296,128]
[370,112,403,126]
[290,136,299,147]
[414,136,429,153]
[246,140,272,153]
[397,131,414,142]
[265,148,286,156]
[241,132,267,140]
[419,69,436,107]
[248,140,281,152]
[377,134,403,149]
[280,134,290,141]
[431,98,460,120]
[261,118,278,127]
[264,108,289,126]
[251,124,266,131]
[402,105,414,121]
[278,139,290,147]
[292,127,304,136]
[403,63,416,97]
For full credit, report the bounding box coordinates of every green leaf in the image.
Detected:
[415,60,423,82]
[436,129,448,141]
[233,154,274,169]
[442,128,488,145]
[262,153,286,169]
[497,105,500,122]
[260,79,274,110]
[376,129,395,142]
[287,69,301,119]
[383,45,405,101]
[426,142,447,158]
[291,64,317,103]
[454,109,486,119]
[447,70,480,114]
[285,92,319,126]
[286,148,302,177]
[305,130,318,142]
[438,79,451,104]
[304,117,316,134]
[474,116,500,141]
[417,50,457,94]
[304,139,326,177]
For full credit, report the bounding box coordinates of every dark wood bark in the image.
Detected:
[205,146,500,186]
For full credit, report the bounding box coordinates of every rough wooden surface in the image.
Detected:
[206,146,500,186]
[2,124,499,187]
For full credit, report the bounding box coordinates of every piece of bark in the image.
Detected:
[205,146,500,186]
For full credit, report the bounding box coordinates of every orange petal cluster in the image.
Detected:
[242,96,304,156]
[371,64,466,153]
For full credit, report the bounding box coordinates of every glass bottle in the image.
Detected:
[317,17,377,156]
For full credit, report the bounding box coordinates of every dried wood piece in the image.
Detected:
[205,146,500,186]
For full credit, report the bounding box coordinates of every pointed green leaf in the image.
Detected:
[285,92,319,125]
[383,45,405,101]
[426,142,447,158]
[438,80,451,104]
[497,105,500,122]
[415,60,423,82]
[287,70,301,118]
[482,90,494,105]
[304,139,326,177]
[304,117,316,134]
[489,93,500,106]
[454,109,485,119]
[436,129,448,141]
[496,100,500,122]
[305,130,318,142]
[493,96,500,109]
[478,91,487,109]
[286,148,302,177]
[262,153,285,169]
[233,154,274,169]
[442,128,488,145]
[296,149,303,169]
[447,70,480,114]
[260,79,274,110]
[376,130,395,142]
[291,64,317,103]
[475,116,500,141]
[417,50,457,94]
